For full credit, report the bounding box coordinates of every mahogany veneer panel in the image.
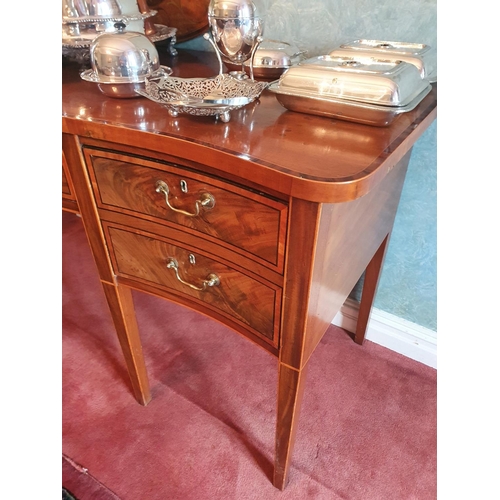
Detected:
[104,223,281,346]
[84,148,288,272]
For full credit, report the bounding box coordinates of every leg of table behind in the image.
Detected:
[354,150,414,345]
[355,233,390,345]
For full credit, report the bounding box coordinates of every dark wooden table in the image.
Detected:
[62,48,437,489]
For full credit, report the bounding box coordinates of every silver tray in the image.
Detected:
[62,10,157,25]
[137,74,269,122]
[62,25,177,64]
[268,81,431,127]
[62,24,176,48]
[80,65,172,84]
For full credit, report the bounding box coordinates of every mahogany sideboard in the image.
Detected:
[62,49,437,489]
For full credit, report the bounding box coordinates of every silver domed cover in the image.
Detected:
[89,23,159,83]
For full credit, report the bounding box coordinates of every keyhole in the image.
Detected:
[180,180,188,193]
[189,254,196,265]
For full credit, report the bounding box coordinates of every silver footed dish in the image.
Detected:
[136,73,269,122]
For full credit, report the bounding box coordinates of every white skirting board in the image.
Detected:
[332,298,437,369]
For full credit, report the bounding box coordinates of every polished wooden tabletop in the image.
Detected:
[62,48,437,203]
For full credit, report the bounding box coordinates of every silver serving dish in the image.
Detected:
[62,0,166,52]
[80,23,173,98]
[333,39,437,82]
[269,55,431,126]
[62,0,156,24]
[284,55,429,106]
[62,0,158,40]
[63,25,177,65]
[136,73,268,122]
[81,65,172,98]
[268,84,431,127]
[62,24,176,47]
[89,22,159,81]
[226,39,307,79]
[62,24,177,49]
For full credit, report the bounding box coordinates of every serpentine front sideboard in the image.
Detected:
[62,49,437,490]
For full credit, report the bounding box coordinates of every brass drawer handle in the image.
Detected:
[155,180,215,217]
[166,258,220,291]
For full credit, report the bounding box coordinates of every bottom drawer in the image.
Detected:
[105,224,280,345]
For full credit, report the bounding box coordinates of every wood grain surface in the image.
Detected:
[85,148,288,270]
[146,0,210,41]
[105,223,280,344]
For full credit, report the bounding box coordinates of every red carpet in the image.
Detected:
[62,211,437,499]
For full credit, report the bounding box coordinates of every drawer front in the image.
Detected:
[105,224,280,345]
[85,149,288,271]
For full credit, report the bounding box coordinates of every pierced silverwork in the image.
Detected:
[137,73,268,122]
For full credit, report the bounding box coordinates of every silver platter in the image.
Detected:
[80,65,172,84]
[62,24,177,48]
[62,25,177,64]
[62,10,157,25]
[137,73,268,122]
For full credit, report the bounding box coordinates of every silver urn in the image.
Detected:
[207,0,264,76]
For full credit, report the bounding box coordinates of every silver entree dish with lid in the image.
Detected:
[330,39,437,82]
[225,39,307,79]
[268,54,432,126]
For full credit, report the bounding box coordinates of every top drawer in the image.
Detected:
[83,148,288,272]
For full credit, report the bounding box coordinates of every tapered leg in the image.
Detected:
[273,362,309,490]
[355,233,390,345]
[273,198,320,489]
[101,282,151,406]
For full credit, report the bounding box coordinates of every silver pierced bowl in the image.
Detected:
[136,73,269,122]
